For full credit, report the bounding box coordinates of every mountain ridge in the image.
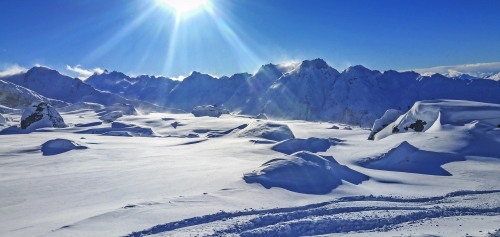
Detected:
[2,59,500,127]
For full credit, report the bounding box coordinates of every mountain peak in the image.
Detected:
[299,58,329,70]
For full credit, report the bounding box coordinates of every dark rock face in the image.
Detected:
[20,102,66,130]
[392,126,400,134]
[404,120,427,132]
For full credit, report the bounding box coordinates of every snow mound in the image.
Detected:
[99,111,123,123]
[102,103,138,115]
[368,109,404,140]
[111,122,136,129]
[191,105,227,118]
[206,124,248,138]
[243,151,368,194]
[375,100,500,140]
[101,131,133,137]
[20,102,66,130]
[271,137,330,155]
[255,113,268,120]
[237,121,294,141]
[41,139,87,156]
[58,102,105,112]
[78,123,157,137]
[359,141,465,176]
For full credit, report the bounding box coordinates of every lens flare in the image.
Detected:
[156,0,209,13]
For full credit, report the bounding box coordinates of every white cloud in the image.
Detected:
[170,75,187,81]
[0,64,28,77]
[407,62,500,78]
[66,65,104,80]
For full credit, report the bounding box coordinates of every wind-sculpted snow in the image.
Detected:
[271,137,330,154]
[205,124,248,138]
[374,100,500,140]
[192,105,228,118]
[359,141,465,176]
[41,138,87,156]
[0,114,6,125]
[124,190,500,237]
[78,122,158,137]
[58,102,105,113]
[243,151,368,194]
[237,121,294,141]
[368,109,403,140]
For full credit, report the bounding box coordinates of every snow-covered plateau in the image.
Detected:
[1,60,500,236]
[1,99,500,236]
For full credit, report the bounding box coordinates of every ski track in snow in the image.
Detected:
[124,190,500,237]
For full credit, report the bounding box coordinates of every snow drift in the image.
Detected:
[20,102,66,130]
[0,113,6,125]
[359,141,465,176]
[237,121,295,141]
[58,102,105,113]
[41,139,87,156]
[243,151,368,194]
[374,100,500,140]
[98,103,138,123]
[191,105,227,118]
[368,109,404,140]
[271,137,330,155]
[78,122,157,137]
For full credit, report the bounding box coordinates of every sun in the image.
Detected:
[156,0,209,14]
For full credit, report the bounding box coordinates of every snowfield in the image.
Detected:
[1,99,500,236]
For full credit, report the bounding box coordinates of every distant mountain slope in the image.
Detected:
[0,79,69,108]
[0,67,184,113]
[3,60,500,127]
[84,70,135,94]
[262,59,340,121]
[485,72,500,81]
[163,71,250,111]
[225,63,298,115]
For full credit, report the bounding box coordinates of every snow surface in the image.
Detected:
[375,99,500,140]
[368,109,403,140]
[243,151,368,194]
[271,137,331,154]
[237,120,295,141]
[192,105,227,117]
[2,98,500,236]
[41,138,87,156]
[58,102,105,112]
[0,113,6,125]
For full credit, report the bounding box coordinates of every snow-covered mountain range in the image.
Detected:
[2,59,500,127]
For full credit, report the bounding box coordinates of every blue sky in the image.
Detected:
[1,0,499,79]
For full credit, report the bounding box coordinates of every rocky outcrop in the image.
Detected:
[20,102,66,130]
